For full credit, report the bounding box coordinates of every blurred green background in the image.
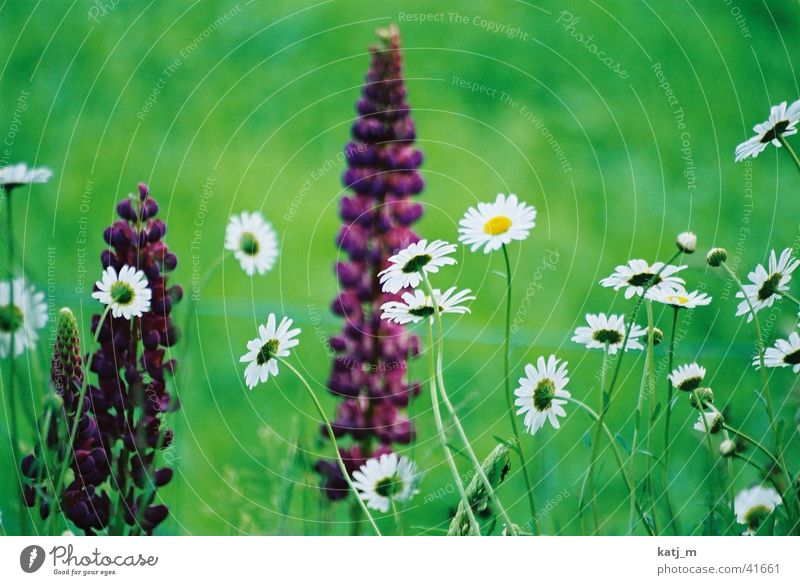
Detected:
[1,0,799,535]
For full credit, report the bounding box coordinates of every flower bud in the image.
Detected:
[690,387,714,409]
[676,231,697,253]
[719,439,737,457]
[706,247,728,267]
[650,327,664,346]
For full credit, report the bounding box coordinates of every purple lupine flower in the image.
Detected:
[21,308,112,534]
[89,183,181,534]
[316,25,423,500]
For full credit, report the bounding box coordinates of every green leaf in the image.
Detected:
[447,443,511,536]
[615,433,631,455]
[651,402,662,422]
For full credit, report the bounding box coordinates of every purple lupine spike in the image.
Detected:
[316,25,423,501]
[21,307,112,534]
[88,183,181,534]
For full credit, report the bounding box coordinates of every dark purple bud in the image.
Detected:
[147,220,165,242]
[100,249,114,268]
[168,285,183,303]
[141,198,159,220]
[394,201,423,225]
[155,468,173,487]
[143,330,160,349]
[164,253,178,271]
[116,198,137,222]
[335,261,361,288]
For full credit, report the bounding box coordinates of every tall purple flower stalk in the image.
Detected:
[315,25,424,501]
[22,308,112,534]
[89,183,181,534]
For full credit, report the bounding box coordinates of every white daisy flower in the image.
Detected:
[0,278,48,358]
[514,355,570,435]
[380,286,474,325]
[648,285,712,309]
[352,453,420,513]
[758,330,800,373]
[735,248,799,322]
[378,239,457,293]
[693,411,723,434]
[668,363,706,392]
[91,265,151,320]
[0,163,52,188]
[735,100,800,162]
[600,259,687,299]
[240,313,300,389]
[457,193,537,253]
[224,211,279,276]
[676,231,697,253]
[571,313,646,355]
[734,485,782,535]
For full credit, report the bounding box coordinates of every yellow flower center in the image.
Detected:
[669,294,689,305]
[483,215,512,236]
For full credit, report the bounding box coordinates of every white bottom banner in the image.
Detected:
[0,536,797,583]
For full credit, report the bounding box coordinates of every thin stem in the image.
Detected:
[723,424,782,474]
[421,273,518,536]
[661,306,680,534]
[604,250,681,399]
[724,422,799,532]
[4,187,26,534]
[628,344,648,532]
[280,359,382,536]
[45,305,111,535]
[781,290,800,308]
[643,300,659,534]
[719,261,796,518]
[567,397,654,535]
[501,244,538,533]
[581,345,608,534]
[426,324,480,535]
[390,497,403,536]
[778,135,800,176]
[722,429,735,518]
[731,454,788,518]
[693,392,717,534]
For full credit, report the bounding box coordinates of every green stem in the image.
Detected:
[581,345,608,534]
[643,300,659,534]
[780,290,800,308]
[604,250,681,399]
[719,261,796,518]
[628,344,648,532]
[722,429,735,519]
[731,453,790,521]
[420,273,518,536]
[778,135,800,175]
[661,307,680,534]
[568,397,654,535]
[722,424,782,477]
[280,359,382,536]
[45,305,111,535]
[390,497,403,536]
[426,324,480,535]
[583,251,682,535]
[501,244,538,533]
[4,187,27,535]
[693,392,717,534]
